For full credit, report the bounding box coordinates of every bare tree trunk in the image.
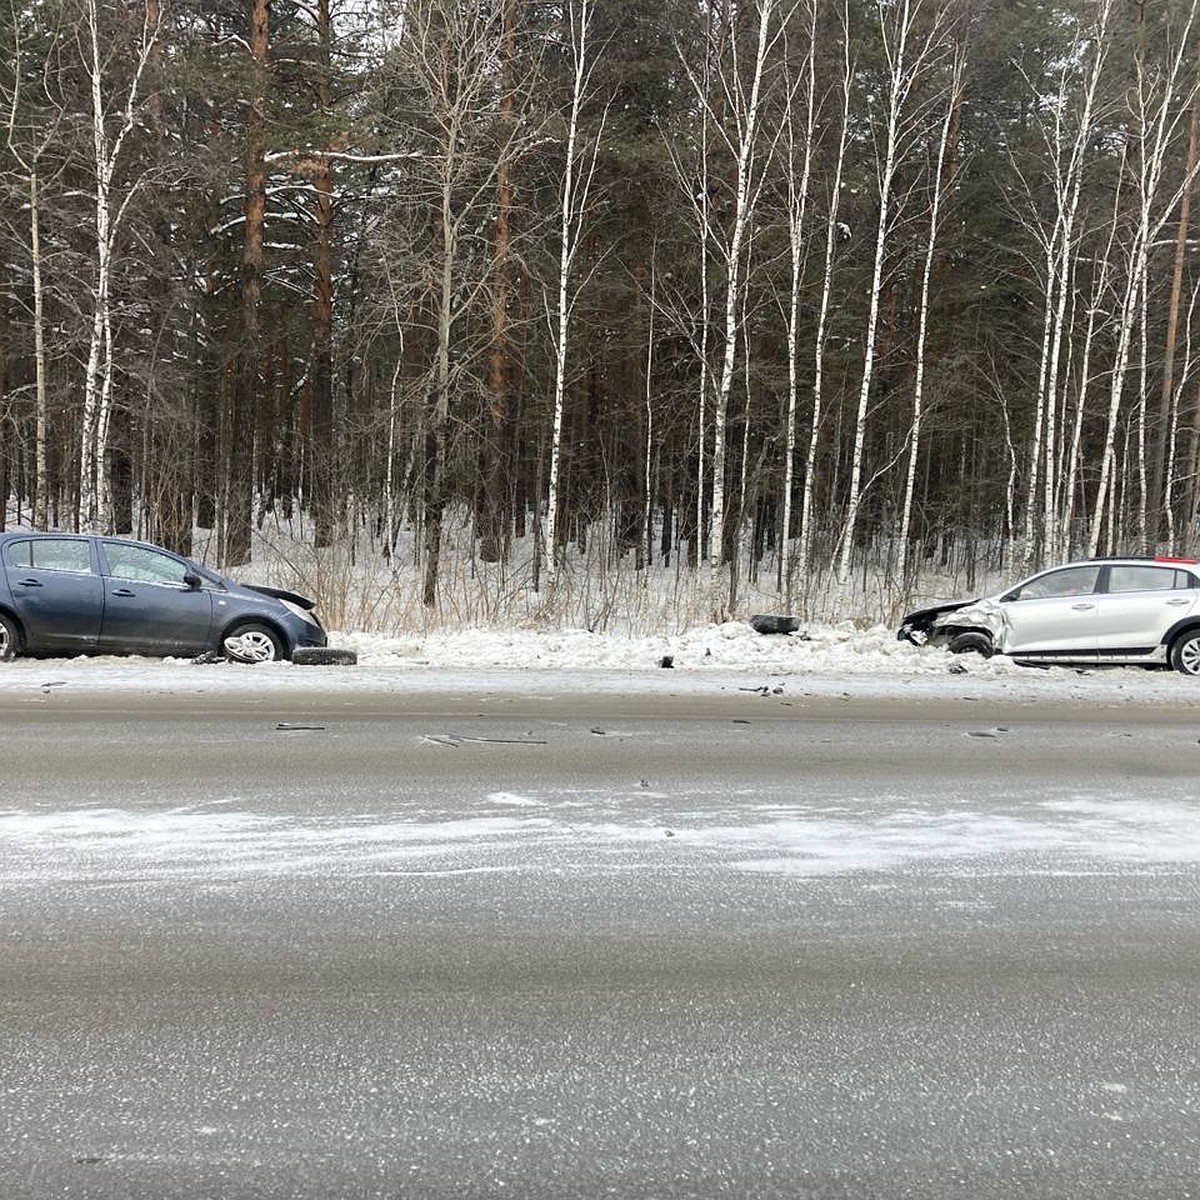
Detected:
[310,0,336,549]
[704,0,779,617]
[423,142,456,608]
[838,0,938,585]
[545,0,605,588]
[643,252,656,576]
[1164,289,1199,545]
[480,0,516,564]
[779,0,817,607]
[1089,5,1200,555]
[30,168,48,530]
[896,51,964,592]
[224,0,270,567]
[798,1,851,597]
[1149,74,1200,534]
[78,0,157,533]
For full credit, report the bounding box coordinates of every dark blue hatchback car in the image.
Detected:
[0,532,327,663]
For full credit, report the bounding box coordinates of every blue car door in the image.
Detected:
[98,541,214,655]
[2,536,105,650]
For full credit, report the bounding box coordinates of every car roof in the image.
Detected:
[0,531,206,562]
[1044,556,1200,568]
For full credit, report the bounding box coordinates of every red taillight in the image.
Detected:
[1155,555,1198,563]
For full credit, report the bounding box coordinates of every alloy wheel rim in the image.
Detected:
[1182,639,1200,675]
[226,630,277,663]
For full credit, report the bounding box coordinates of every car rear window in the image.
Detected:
[5,538,92,573]
[1108,565,1191,593]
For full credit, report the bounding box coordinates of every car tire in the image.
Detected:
[222,622,285,664]
[947,631,993,658]
[1168,629,1200,676]
[0,612,19,662]
[293,646,358,667]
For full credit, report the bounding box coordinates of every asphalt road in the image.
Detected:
[2,684,1199,1199]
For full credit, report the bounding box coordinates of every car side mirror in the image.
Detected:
[183,571,202,590]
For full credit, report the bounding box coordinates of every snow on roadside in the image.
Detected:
[0,620,1196,704]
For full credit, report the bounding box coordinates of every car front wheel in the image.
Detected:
[1169,629,1200,676]
[0,612,19,661]
[222,623,284,664]
[947,630,993,657]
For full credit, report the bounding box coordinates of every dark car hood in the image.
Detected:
[241,583,318,611]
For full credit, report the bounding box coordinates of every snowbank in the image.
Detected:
[0,619,1195,705]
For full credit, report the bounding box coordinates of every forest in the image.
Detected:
[3,0,1200,631]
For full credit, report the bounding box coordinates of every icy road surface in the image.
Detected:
[1,669,1199,1198]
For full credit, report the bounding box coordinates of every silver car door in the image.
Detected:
[1000,565,1100,655]
[1092,564,1199,650]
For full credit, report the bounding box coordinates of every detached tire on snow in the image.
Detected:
[293,646,358,667]
[749,614,801,635]
[947,631,993,658]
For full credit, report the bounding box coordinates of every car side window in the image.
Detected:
[1014,566,1100,601]
[6,538,92,574]
[103,543,190,586]
[1108,565,1181,593]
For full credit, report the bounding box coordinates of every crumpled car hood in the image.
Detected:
[931,598,1005,638]
[241,583,318,611]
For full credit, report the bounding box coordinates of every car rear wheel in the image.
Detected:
[0,612,19,662]
[1169,629,1200,676]
[947,631,993,658]
[222,623,284,664]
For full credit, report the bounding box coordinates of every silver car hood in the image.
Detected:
[931,597,1006,638]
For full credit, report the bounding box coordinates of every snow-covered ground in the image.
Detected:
[1,619,1196,705]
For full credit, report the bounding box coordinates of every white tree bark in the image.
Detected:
[643,253,656,575]
[1163,289,1199,545]
[545,0,605,587]
[1088,4,1200,555]
[79,0,158,532]
[896,50,964,591]
[797,2,851,595]
[5,12,64,531]
[29,167,48,531]
[1038,0,1111,567]
[683,0,786,617]
[779,0,818,607]
[837,0,946,585]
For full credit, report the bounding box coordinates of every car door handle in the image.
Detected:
[16,578,43,588]
[1070,602,1095,611]
[1167,598,1191,606]
[110,588,136,598]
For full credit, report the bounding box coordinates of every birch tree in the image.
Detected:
[480,0,518,563]
[796,0,851,598]
[895,45,965,591]
[544,0,606,587]
[1148,56,1200,535]
[1088,2,1200,556]
[674,0,791,614]
[836,0,952,586]
[395,0,507,606]
[777,0,818,608]
[3,1,69,531]
[1008,0,1113,569]
[77,0,159,532]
